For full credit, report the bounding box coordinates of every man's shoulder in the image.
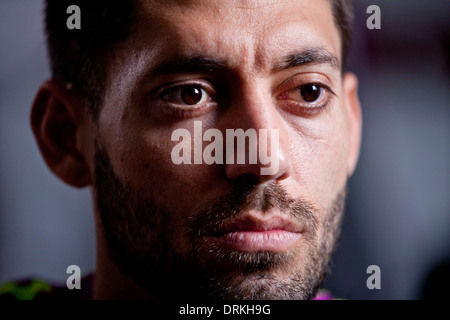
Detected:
[314,289,342,300]
[0,274,93,300]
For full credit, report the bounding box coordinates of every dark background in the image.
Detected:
[1,0,449,299]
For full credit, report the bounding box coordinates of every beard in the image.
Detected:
[94,142,347,300]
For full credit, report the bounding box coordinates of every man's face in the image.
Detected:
[89,0,360,299]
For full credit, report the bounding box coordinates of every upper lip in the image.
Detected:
[211,214,304,236]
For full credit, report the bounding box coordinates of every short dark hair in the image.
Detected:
[45,0,137,118]
[330,0,354,69]
[44,0,354,118]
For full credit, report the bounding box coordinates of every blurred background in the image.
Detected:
[1,0,449,299]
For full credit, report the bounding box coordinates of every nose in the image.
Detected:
[223,87,292,184]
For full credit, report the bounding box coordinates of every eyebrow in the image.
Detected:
[143,47,340,80]
[276,47,340,71]
[147,56,228,78]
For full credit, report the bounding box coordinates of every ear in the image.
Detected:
[30,80,93,188]
[343,72,363,177]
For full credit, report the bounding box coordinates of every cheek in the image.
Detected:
[288,111,350,206]
[111,125,219,210]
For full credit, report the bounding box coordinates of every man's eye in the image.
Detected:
[162,85,210,106]
[299,84,325,103]
[277,83,333,109]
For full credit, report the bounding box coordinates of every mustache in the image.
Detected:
[186,181,319,238]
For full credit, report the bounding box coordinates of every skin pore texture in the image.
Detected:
[31,0,362,299]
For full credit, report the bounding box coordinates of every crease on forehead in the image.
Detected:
[142,0,302,13]
[124,0,340,77]
[139,0,332,29]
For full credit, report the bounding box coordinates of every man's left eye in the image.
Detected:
[277,83,332,108]
[162,85,210,107]
[299,84,325,103]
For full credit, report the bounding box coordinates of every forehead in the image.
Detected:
[127,0,341,72]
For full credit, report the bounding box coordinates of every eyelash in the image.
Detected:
[276,82,336,115]
[156,82,217,117]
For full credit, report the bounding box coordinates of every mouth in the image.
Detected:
[209,214,304,252]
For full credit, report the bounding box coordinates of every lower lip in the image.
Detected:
[213,230,302,251]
